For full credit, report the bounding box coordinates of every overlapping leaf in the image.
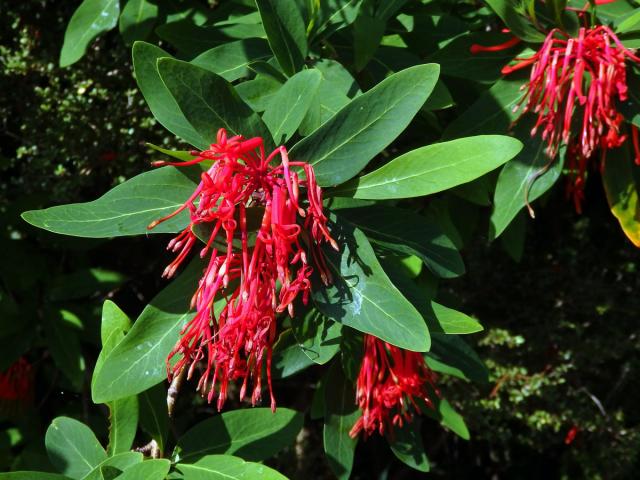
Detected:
[334,136,522,199]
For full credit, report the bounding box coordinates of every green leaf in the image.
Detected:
[429,302,483,335]
[500,210,526,262]
[388,420,430,472]
[191,39,273,82]
[146,143,194,162]
[353,13,385,71]
[95,301,131,386]
[236,75,283,112]
[423,80,454,111]
[490,124,563,239]
[602,147,640,247]
[91,260,202,403]
[263,69,322,144]
[247,60,288,83]
[380,258,481,335]
[45,417,107,480]
[44,310,85,391]
[425,334,488,383]
[107,396,138,456]
[112,459,170,480]
[595,0,637,26]
[291,310,342,365]
[174,408,303,463]
[312,215,429,352]
[426,398,470,440]
[60,0,120,67]
[311,0,361,40]
[427,32,524,83]
[335,135,523,199]
[119,0,158,46]
[176,455,288,480]
[442,78,524,140]
[82,452,143,480]
[21,166,196,238]
[298,60,358,135]
[157,58,273,148]
[323,362,359,480]
[617,9,640,33]
[132,42,207,149]
[155,20,266,58]
[272,330,316,379]
[0,474,73,480]
[255,0,307,76]
[336,206,464,279]
[485,0,546,42]
[139,384,169,453]
[290,64,440,186]
[49,269,126,301]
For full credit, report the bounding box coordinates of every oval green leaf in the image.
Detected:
[490,122,564,239]
[21,167,196,238]
[91,260,202,403]
[336,206,464,279]
[132,42,207,149]
[60,0,119,67]
[191,39,273,82]
[45,417,107,480]
[290,64,440,187]
[388,420,430,472]
[312,215,429,352]
[174,408,303,463]
[323,362,359,480]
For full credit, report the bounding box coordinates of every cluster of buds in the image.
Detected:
[149,129,337,411]
[350,335,438,438]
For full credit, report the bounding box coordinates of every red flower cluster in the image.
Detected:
[149,129,337,411]
[0,358,33,412]
[503,26,640,210]
[350,335,438,438]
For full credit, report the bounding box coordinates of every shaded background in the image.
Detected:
[2,1,640,478]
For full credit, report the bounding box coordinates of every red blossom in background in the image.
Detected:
[350,335,438,438]
[148,129,337,412]
[564,424,579,445]
[0,358,33,414]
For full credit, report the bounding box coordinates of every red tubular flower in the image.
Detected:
[0,358,33,414]
[349,335,438,438]
[503,26,640,209]
[148,129,337,411]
